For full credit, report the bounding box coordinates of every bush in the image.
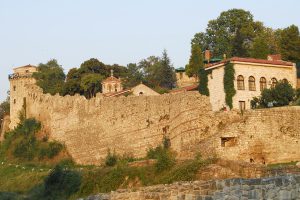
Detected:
[155,148,175,172]
[29,165,82,200]
[252,81,295,108]
[13,136,37,161]
[105,150,118,167]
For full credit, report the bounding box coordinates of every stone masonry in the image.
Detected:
[79,174,300,200]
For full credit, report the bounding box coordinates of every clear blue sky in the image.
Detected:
[0,0,299,101]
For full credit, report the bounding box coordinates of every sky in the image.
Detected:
[0,0,299,101]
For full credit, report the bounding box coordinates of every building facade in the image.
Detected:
[205,57,297,111]
[101,70,123,94]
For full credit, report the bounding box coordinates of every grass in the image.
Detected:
[267,161,299,169]
[0,163,48,193]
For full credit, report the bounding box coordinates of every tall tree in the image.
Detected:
[123,63,144,88]
[0,94,10,121]
[279,25,300,63]
[192,9,263,58]
[33,59,66,95]
[186,44,203,77]
[250,33,270,59]
[159,50,176,89]
[80,74,104,99]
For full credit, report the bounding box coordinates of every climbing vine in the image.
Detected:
[198,67,209,96]
[223,63,236,109]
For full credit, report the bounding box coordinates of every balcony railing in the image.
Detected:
[8,73,33,80]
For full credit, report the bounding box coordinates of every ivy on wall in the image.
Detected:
[198,67,209,96]
[223,62,236,109]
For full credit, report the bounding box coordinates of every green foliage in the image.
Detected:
[186,44,203,77]
[80,73,104,99]
[28,165,82,200]
[139,50,176,90]
[252,81,295,108]
[0,118,63,161]
[279,25,300,63]
[122,63,144,88]
[33,59,66,95]
[0,95,10,121]
[192,9,262,57]
[223,63,236,109]
[198,67,209,96]
[105,150,118,167]
[146,145,175,172]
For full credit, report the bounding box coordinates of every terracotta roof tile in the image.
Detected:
[170,84,198,93]
[205,57,294,69]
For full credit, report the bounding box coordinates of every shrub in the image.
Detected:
[252,81,295,108]
[155,148,175,172]
[223,63,236,109]
[105,150,118,167]
[13,136,37,160]
[29,165,82,200]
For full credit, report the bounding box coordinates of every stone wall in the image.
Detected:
[79,174,300,200]
[9,82,300,165]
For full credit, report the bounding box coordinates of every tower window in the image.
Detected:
[14,99,16,104]
[13,86,16,91]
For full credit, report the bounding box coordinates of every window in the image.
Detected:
[114,84,118,92]
[221,137,237,147]
[13,86,16,91]
[13,99,16,104]
[271,78,277,88]
[25,70,29,73]
[108,84,112,92]
[248,76,256,91]
[283,78,288,84]
[237,75,245,90]
[139,92,143,96]
[260,77,267,91]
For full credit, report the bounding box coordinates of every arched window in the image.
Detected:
[271,78,277,88]
[248,76,256,91]
[237,75,245,90]
[283,78,288,84]
[114,84,118,92]
[108,84,112,92]
[260,77,267,91]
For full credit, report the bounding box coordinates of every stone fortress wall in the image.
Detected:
[80,174,300,200]
[12,81,300,165]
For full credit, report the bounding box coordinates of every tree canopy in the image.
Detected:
[191,8,300,64]
[186,44,203,77]
[33,59,66,95]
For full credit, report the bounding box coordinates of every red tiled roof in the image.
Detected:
[103,89,131,97]
[205,57,294,69]
[170,84,198,93]
[102,76,121,83]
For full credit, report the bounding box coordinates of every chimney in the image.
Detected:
[205,50,211,62]
[267,54,282,61]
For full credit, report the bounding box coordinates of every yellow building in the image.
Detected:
[205,57,297,111]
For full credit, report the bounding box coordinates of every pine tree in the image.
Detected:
[186,44,203,77]
[159,50,176,89]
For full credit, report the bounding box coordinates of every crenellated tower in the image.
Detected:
[8,65,37,129]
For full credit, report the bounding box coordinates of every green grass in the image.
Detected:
[267,161,299,169]
[0,163,48,193]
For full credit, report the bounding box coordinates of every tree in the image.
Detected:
[198,67,209,96]
[139,56,162,88]
[279,25,300,63]
[250,33,270,59]
[79,58,107,76]
[252,81,295,108]
[80,74,104,99]
[159,50,176,89]
[33,59,66,95]
[186,44,203,77]
[0,95,10,121]
[192,9,264,58]
[122,63,144,88]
